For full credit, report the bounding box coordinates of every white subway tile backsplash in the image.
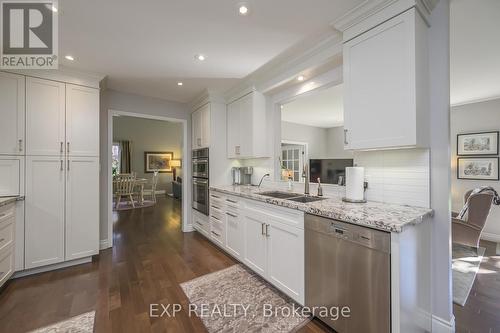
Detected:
[354,149,430,207]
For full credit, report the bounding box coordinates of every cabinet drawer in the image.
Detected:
[225,195,240,210]
[210,209,224,224]
[0,216,14,253]
[210,219,224,245]
[245,200,304,229]
[210,192,225,206]
[210,202,224,215]
[0,248,14,287]
[0,204,15,224]
[192,210,209,235]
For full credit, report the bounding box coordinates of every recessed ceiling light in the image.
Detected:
[45,4,57,12]
[297,75,305,81]
[195,54,206,61]
[177,82,183,86]
[65,55,74,61]
[239,5,249,15]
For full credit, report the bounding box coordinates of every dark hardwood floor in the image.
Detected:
[454,240,500,333]
[0,196,331,332]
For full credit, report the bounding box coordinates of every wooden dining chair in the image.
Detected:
[143,171,159,203]
[114,174,137,208]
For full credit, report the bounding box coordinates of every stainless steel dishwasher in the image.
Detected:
[305,214,391,333]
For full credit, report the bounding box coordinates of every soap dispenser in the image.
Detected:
[317,178,323,196]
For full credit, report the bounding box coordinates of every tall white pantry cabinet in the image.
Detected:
[0,71,100,273]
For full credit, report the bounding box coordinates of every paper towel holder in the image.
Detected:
[342,181,369,203]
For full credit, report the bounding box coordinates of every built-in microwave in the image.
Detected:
[192,148,209,215]
[192,148,209,178]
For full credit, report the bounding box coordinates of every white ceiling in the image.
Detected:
[281,84,344,128]
[58,0,363,103]
[450,0,500,105]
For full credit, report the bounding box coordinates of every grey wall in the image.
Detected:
[451,98,500,240]
[281,121,352,159]
[113,116,183,192]
[99,89,190,245]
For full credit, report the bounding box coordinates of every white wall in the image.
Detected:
[113,116,183,192]
[99,89,190,246]
[326,127,354,159]
[451,98,500,241]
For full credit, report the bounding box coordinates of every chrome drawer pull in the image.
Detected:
[226,199,237,204]
[261,223,265,235]
[226,212,237,218]
[211,231,220,237]
[265,224,270,237]
[0,238,5,242]
[212,215,220,221]
[211,205,221,210]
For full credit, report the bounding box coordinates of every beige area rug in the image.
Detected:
[181,264,310,333]
[29,311,95,333]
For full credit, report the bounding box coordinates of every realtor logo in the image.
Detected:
[1,0,58,68]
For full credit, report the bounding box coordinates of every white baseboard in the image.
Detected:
[481,232,500,243]
[13,257,92,278]
[100,239,111,250]
[432,314,455,333]
[183,224,194,232]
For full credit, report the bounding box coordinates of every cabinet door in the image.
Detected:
[66,85,99,156]
[25,156,65,269]
[192,109,201,149]
[0,72,25,155]
[226,100,240,158]
[242,209,267,276]
[225,211,243,260]
[66,157,99,260]
[201,104,211,147]
[267,217,304,303]
[238,93,253,157]
[343,10,416,149]
[0,157,22,196]
[26,78,65,156]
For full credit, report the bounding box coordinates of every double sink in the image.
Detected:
[258,191,327,203]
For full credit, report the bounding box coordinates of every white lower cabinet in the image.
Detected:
[25,156,99,269]
[225,210,243,260]
[65,157,99,260]
[242,209,268,277]
[197,192,305,304]
[25,156,65,269]
[266,216,304,302]
[0,156,24,196]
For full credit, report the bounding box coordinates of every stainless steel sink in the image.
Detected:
[258,191,299,199]
[258,191,327,203]
[287,196,327,203]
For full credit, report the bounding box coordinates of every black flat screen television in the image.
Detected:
[309,159,353,185]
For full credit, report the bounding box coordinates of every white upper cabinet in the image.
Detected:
[0,72,25,155]
[66,84,100,157]
[65,157,99,260]
[227,91,268,159]
[192,103,210,149]
[343,8,429,150]
[26,77,66,156]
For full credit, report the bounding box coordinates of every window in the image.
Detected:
[281,143,306,182]
[112,143,121,176]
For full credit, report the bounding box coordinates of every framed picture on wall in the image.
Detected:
[144,152,173,173]
[457,131,499,155]
[457,157,499,180]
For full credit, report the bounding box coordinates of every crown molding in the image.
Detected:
[189,88,226,111]
[2,65,106,88]
[332,0,440,37]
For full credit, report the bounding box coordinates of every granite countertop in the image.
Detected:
[210,185,433,233]
[0,196,23,208]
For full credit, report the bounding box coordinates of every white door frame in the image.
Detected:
[107,109,190,248]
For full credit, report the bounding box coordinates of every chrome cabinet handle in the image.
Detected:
[226,199,237,204]
[0,238,4,242]
[0,213,6,218]
[261,223,265,235]
[67,160,70,171]
[67,142,70,153]
[235,146,240,155]
[18,139,23,152]
[60,160,63,171]
[226,212,237,218]
[344,129,348,145]
[211,230,220,237]
[211,205,221,210]
[265,224,270,237]
[60,142,63,153]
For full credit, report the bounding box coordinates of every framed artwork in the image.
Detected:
[457,157,499,180]
[144,151,173,173]
[457,131,499,156]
